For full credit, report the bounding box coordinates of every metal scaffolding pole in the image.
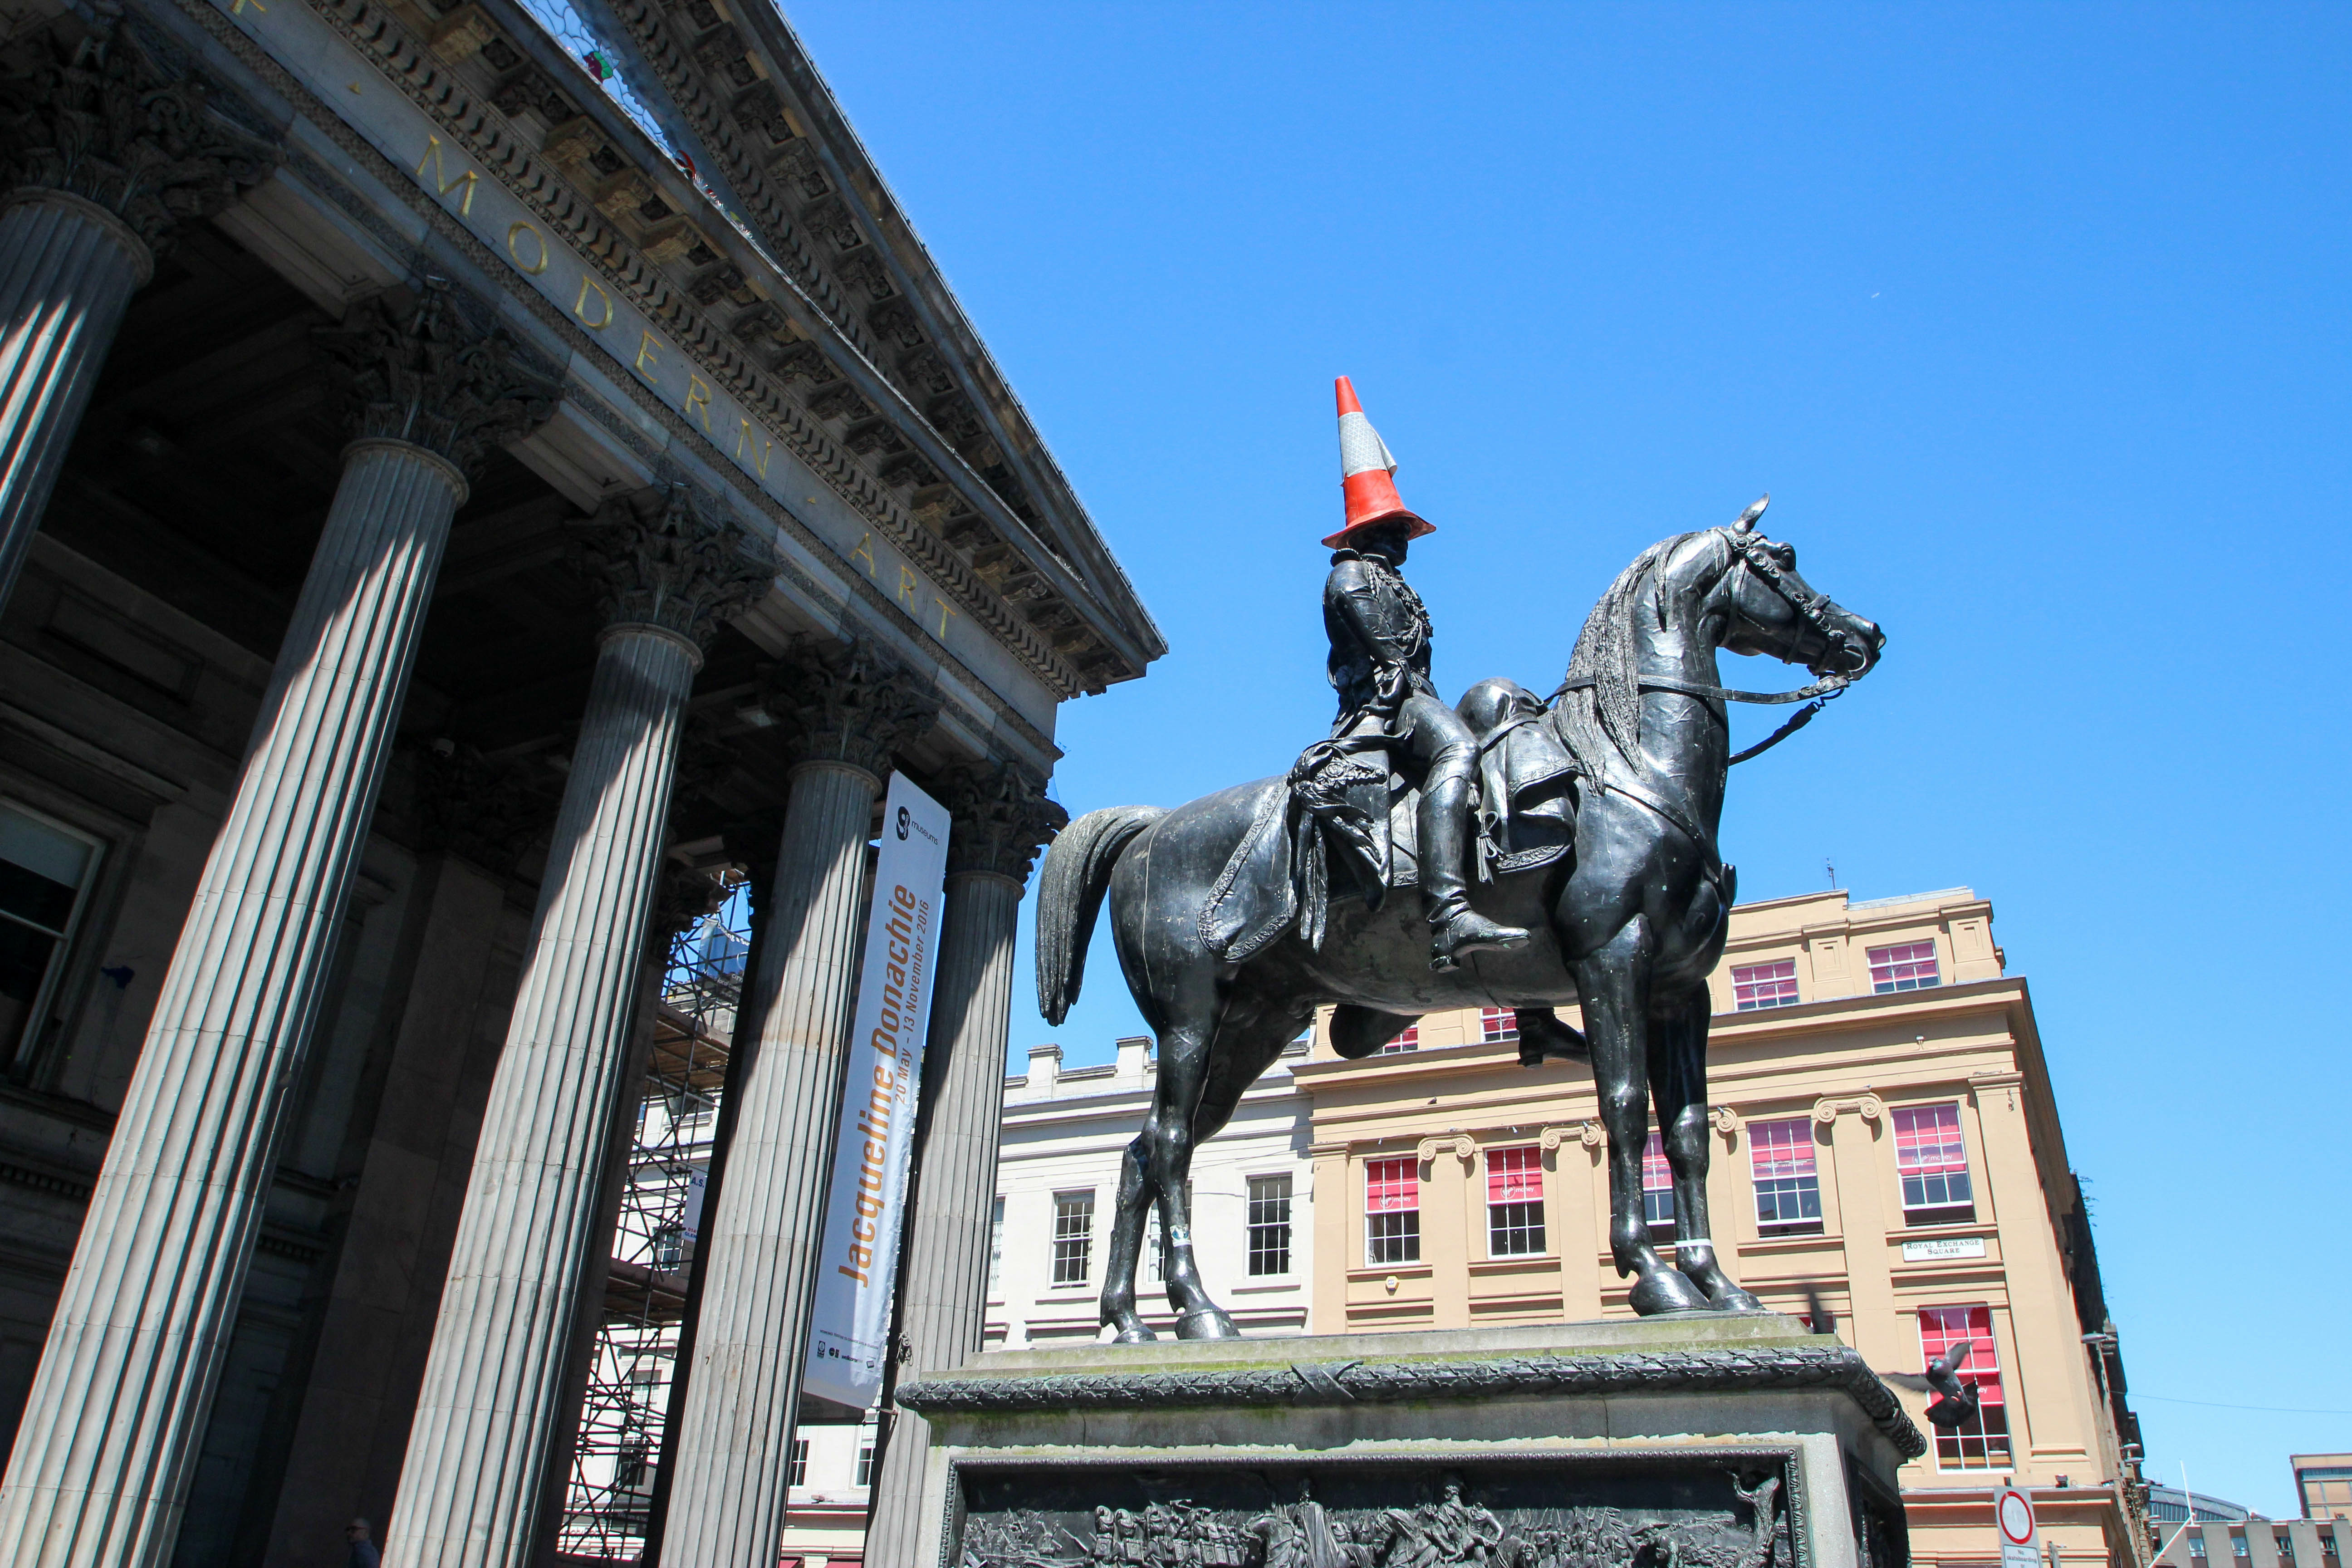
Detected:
[555,881,750,1561]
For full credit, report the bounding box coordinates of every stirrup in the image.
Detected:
[1431,909,1530,970]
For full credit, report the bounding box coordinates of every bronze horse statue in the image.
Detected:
[1037,504,1883,1339]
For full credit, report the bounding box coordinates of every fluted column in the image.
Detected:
[660,639,937,1568]
[866,764,1063,1568]
[386,485,767,1568]
[0,284,553,1567]
[0,12,272,611]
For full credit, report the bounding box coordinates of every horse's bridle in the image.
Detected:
[1553,527,1859,766]
[1725,527,1870,681]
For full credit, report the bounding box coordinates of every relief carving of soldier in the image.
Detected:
[1317,377,1531,970]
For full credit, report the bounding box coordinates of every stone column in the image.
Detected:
[659,639,936,1568]
[0,12,272,612]
[0,288,551,1568]
[865,763,1061,1568]
[384,485,768,1568]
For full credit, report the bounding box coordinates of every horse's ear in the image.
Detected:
[1733,494,1769,534]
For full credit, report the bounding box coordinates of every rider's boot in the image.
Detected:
[1419,775,1530,970]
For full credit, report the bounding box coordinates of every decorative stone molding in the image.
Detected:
[1415,1133,1475,1166]
[764,634,938,779]
[1812,1093,1885,1126]
[936,759,1065,885]
[1709,1105,1741,1141]
[411,738,561,874]
[569,482,774,650]
[314,280,562,476]
[0,8,277,264]
[896,1344,1926,1460]
[1537,1122,1601,1153]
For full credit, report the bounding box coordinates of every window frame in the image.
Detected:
[1867,939,1941,993]
[1364,1156,1421,1266]
[0,797,107,1076]
[1378,1023,1420,1054]
[1916,1303,2010,1470]
[1747,1117,1824,1237]
[1246,1172,1294,1277]
[787,1436,811,1489]
[1641,1132,1675,1232]
[1731,957,1799,1011]
[1050,1189,1095,1287]
[986,1195,1004,1298]
[1892,1102,1977,1225]
[1484,1144,1546,1258]
[1478,1007,1518,1043]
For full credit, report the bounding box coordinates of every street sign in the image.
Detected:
[1997,1485,2039,1568]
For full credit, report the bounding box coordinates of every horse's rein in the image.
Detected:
[1552,671,1850,766]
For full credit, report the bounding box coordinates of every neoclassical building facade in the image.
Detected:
[0,0,1158,1563]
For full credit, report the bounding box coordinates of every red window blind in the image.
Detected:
[1365,1157,1419,1213]
[1486,1146,1542,1203]
[1732,958,1799,1010]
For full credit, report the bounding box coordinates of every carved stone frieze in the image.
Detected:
[936,759,1065,884]
[898,1343,1925,1459]
[568,482,774,647]
[313,280,562,474]
[0,9,277,260]
[764,635,937,779]
[960,1467,1790,1568]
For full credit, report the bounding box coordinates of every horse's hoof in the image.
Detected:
[1104,1316,1156,1344]
[1174,1307,1241,1340]
[1707,1285,1767,1313]
[1628,1269,1714,1315]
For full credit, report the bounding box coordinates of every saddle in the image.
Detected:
[1200,679,1583,962]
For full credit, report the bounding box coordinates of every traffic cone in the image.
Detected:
[1323,375,1436,549]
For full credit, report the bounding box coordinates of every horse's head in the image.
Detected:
[1710,496,1884,681]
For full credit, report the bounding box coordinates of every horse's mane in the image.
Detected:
[1553,530,1719,771]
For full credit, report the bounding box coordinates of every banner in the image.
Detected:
[802,772,951,1409]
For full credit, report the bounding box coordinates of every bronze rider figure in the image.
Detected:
[1321,377,1529,969]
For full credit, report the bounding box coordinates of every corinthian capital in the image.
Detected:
[765,636,938,779]
[315,282,563,475]
[0,9,276,261]
[937,759,1065,885]
[570,483,774,647]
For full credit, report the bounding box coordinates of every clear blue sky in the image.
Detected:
[783,1,2351,1514]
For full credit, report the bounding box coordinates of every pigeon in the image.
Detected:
[1883,1340,1982,1429]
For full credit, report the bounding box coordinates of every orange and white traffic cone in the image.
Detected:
[1323,375,1436,548]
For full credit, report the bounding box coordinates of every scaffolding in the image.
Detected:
[556,881,750,1560]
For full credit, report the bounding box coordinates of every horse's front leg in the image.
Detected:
[1577,923,1711,1315]
[1651,982,1763,1312]
[1098,1132,1156,1343]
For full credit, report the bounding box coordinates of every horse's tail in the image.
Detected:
[1036,804,1166,1025]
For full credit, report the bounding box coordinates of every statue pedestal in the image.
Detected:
[894,1314,1919,1568]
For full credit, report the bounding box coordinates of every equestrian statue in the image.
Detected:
[1036,378,1884,1341]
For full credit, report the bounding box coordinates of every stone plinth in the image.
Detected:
[895,1315,1919,1568]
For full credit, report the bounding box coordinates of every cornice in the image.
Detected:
[540,0,1159,687]
[247,0,1111,697]
[593,0,1162,662]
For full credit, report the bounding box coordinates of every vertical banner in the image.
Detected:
[803,772,951,1410]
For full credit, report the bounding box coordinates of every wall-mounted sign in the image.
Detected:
[1902,1235,1987,1262]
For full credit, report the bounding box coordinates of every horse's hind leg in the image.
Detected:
[1138,978,1248,1341]
[1159,997,1313,1336]
[1098,967,1230,1342]
[1100,1132,1157,1343]
[1651,981,1764,1312]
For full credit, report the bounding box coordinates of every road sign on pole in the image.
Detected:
[1997,1485,2039,1568]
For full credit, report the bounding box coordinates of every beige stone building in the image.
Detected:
[1294,886,2151,1568]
